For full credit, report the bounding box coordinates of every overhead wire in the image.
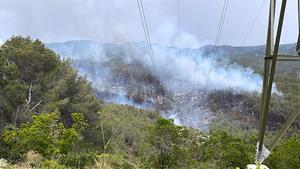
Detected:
[288,43,297,55]
[136,0,159,79]
[242,0,267,46]
[208,0,230,80]
[177,0,181,49]
[206,0,229,111]
[137,0,165,103]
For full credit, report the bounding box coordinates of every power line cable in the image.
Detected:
[288,43,297,55]
[137,0,159,79]
[177,0,181,49]
[242,0,267,46]
[137,0,164,103]
[208,0,230,80]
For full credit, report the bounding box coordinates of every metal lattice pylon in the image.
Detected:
[256,0,300,164]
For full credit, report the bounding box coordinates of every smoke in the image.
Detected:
[102,89,153,109]
[50,39,270,94]
[132,19,279,93]
[163,110,213,132]
[42,2,276,131]
[45,16,282,132]
[163,112,182,126]
[48,37,281,132]
[151,21,205,49]
[48,22,280,94]
[148,45,264,92]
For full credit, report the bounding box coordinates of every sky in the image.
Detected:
[0,0,299,47]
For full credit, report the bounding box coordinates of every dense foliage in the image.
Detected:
[3,112,86,159]
[266,132,300,169]
[0,36,101,131]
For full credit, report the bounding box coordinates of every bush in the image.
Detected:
[0,138,19,161]
[266,132,300,169]
[145,118,189,168]
[59,152,96,169]
[42,160,70,169]
[203,131,255,169]
[23,151,44,168]
[93,154,138,169]
[2,112,86,158]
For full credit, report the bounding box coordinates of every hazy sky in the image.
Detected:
[0,0,298,47]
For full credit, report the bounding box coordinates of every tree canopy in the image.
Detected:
[0,36,101,132]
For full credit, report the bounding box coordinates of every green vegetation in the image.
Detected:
[3,112,84,159]
[0,37,299,168]
[144,118,190,168]
[266,132,300,169]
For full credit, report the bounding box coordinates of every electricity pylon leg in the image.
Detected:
[297,0,300,53]
[257,0,287,163]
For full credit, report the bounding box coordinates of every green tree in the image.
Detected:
[0,36,101,130]
[146,118,189,169]
[0,36,61,128]
[203,131,255,169]
[0,46,26,134]
[2,112,87,158]
[46,63,101,127]
[1,36,60,83]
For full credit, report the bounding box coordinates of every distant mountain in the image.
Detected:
[47,40,299,80]
[47,40,297,60]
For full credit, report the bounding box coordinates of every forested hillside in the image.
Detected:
[48,40,300,132]
[0,37,300,169]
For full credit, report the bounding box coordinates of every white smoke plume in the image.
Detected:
[41,0,276,131]
[49,39,269,93]
[47,25,279,131]
[149,45,264,92]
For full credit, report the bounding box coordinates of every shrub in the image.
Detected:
[203,131,255,169]
[266,132,300,169]
[93,154,138,169]
[42,160,70,169]
[59,152,96,169]
[2,112,86,158]
[146,118,189,168]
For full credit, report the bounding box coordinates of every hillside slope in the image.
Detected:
[47,41,300,132]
